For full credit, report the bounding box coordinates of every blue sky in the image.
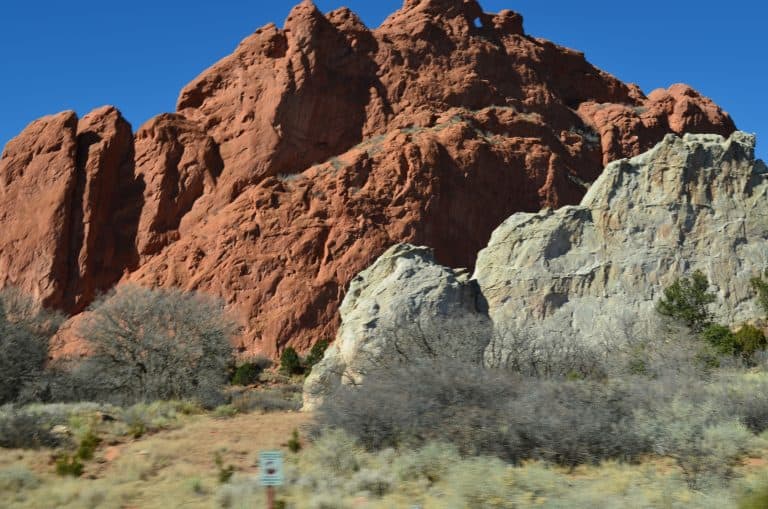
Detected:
[1,1,765,160]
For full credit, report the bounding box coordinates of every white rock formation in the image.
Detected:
[475,131,768,367]
[304,131,768,403]
[302,244,492,410]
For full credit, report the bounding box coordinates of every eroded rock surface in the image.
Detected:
[0,111,79,308]
[303,244,492,410]
[0,0,737,356]
[306,131,768,405]
[475,131,768,366]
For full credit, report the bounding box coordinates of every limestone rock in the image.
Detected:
[474,131,768,366]
[302,244,492,410]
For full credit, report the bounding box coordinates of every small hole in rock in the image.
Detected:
[473,17,483,29]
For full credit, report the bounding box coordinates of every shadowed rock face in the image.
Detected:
[0,0,736,357]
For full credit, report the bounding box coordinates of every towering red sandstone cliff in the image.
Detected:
[0,0,735,357]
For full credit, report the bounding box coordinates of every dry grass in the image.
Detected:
[0,410,310,508]
[3,412,768,508]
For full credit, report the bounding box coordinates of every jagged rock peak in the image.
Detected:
[284,0,325,31]
[0,0,738,360]
[400,0,483,17]
[383,0,523,35]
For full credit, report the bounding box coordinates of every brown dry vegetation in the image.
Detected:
[0,409,310,509]
[3,404,768,508]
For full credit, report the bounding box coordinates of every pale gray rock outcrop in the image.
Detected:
[475,131,768,367]
[304,131,768,405]
[302,244,492,410]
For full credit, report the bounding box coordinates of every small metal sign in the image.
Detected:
[259,451,284,486]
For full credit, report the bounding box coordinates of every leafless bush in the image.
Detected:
[0,288,63,404]
[486,325,613,379]
[0,405,67,449]
[316,360,648,467]
[73,285,238,407]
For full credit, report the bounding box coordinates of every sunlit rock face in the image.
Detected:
[303,244,492,410]
[475,131,768,366]
[1,0,735,358]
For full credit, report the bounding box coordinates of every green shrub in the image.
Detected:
[76,430,102,461]
[119,400,194,438]
[700,323,766,364]
[214,452,236,483]
[213,405,238,419]
[280,347,303,375]
[657,270,716,332]
[128,421,146,439]
[55,453,84,477]
[288,429,302,453]
[231,363,260,386]
[231,357,271,386]
[304,340,330,369]
[750,270,768,319]
[703,324,738,355]
[733,325,767,362]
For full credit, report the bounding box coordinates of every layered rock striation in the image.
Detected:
[0,0,736,356]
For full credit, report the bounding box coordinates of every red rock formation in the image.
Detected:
[133,114,222,259]
[0,111,79,308]
[68,106,136,312]
[0,0,736,357]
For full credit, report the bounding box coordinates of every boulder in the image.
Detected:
[303,244,492,410]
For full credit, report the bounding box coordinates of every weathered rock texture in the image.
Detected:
[475,131,768,366]
[305,131,768,403]
[303,244,492,410]
[0,0,736,356]
[0,107,138,313]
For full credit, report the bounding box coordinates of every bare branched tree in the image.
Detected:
[75,285,237,406]
[0,288,63,404]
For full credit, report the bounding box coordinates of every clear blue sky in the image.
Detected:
[1,1,765,160]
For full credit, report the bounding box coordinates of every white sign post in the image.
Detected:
[259,451,284,509]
